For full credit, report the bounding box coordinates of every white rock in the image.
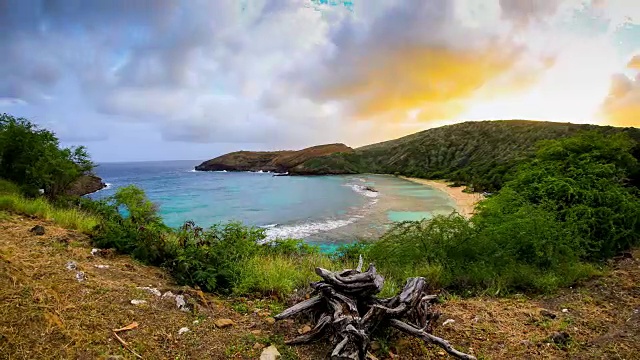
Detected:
[193,320,200,325]
[562,309,569,313]
[94,264,110,269]
[178,327,190,335]
[65,261,77,270]
[137,286,162,297]
[91,248,100,256]
[130,299,147,305]
[442,319,455,326]
[75,271,86,282]
[175,295,189,312]
[260,345,281,360]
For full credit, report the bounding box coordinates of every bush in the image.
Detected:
[0,113,94,197]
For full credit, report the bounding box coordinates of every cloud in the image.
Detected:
[602,72,640,126]
[499,0,563,24]
[0,0,639,162]
[628,55,640,69]
[281,0,551,123]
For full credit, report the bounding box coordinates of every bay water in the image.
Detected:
[90,160,455,250]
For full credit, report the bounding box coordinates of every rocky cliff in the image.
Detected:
[195,143,353,173]
[65,174,107,196]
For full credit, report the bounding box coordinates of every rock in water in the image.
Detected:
[260,345,281,360]
[30,225,45,235]
[64,174,107,196]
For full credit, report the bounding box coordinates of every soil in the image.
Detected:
[1,213,638,359]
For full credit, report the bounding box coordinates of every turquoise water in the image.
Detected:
[91,161,456,246]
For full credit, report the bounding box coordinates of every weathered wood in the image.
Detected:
[391,319,476,360]
[275,265,474,360]
[274,295,321,320]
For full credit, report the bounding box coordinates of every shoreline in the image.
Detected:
[399,176,484,218]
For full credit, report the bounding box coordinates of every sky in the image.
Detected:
[1,0,639,162]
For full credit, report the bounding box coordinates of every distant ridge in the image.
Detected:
[293,120,640,190]
[194,143,353,173]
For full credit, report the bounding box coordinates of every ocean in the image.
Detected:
[90,160,455,249]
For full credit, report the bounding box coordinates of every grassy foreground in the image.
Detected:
[1,214,639,359]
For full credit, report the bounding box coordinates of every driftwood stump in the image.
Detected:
[275,262,475,360]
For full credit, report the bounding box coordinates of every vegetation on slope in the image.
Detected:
[195,143,353,173]
[299,120,640,191]
[4,215,638,359]
[2,113,640,358]
[0,113,98,197]
[362,131,640,294]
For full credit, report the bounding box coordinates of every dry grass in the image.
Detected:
[372,252,640,359]
[0,215,322,359]
[1,214,639,359]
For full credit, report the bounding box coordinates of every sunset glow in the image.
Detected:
[0,1,639,160]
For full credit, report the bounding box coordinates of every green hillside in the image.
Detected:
[296,120,640,191]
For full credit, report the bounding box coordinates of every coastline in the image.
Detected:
[399,176,484,218]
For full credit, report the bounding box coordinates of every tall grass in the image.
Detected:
[0,193,99,233]
[234,253,338,297]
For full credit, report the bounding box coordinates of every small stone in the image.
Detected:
[75,271,86,282]
[94,264,110,269]
[540,309,557,319]
[520,340,533,346]
[65,261,77,270]
[442,319,455,326]
[253,342,265,350]
[214,319,235,328]
[251,329,263,335]
[130,299,147,305]
[297,325,312,334]
[91,248,100,256]
[548,331,571,345]
[260,345,280,360]
[30,225,45,235]
[561,308,569,313]
[193,320,200,325]
[175,295,190,312]
[370,341,381,351]
[162,291,175,299]
[178,327,189,335]
[264,317,276,325]
[137,286,162,297]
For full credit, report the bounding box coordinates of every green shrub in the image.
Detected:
[0,179,20,195]
[0,113,94,197]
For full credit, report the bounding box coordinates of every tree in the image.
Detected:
[0,113,94,197]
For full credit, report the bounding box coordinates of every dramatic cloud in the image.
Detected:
[602,70,640,127]
[0,0,639,161]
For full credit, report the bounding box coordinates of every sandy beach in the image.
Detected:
[400,177,484,218]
